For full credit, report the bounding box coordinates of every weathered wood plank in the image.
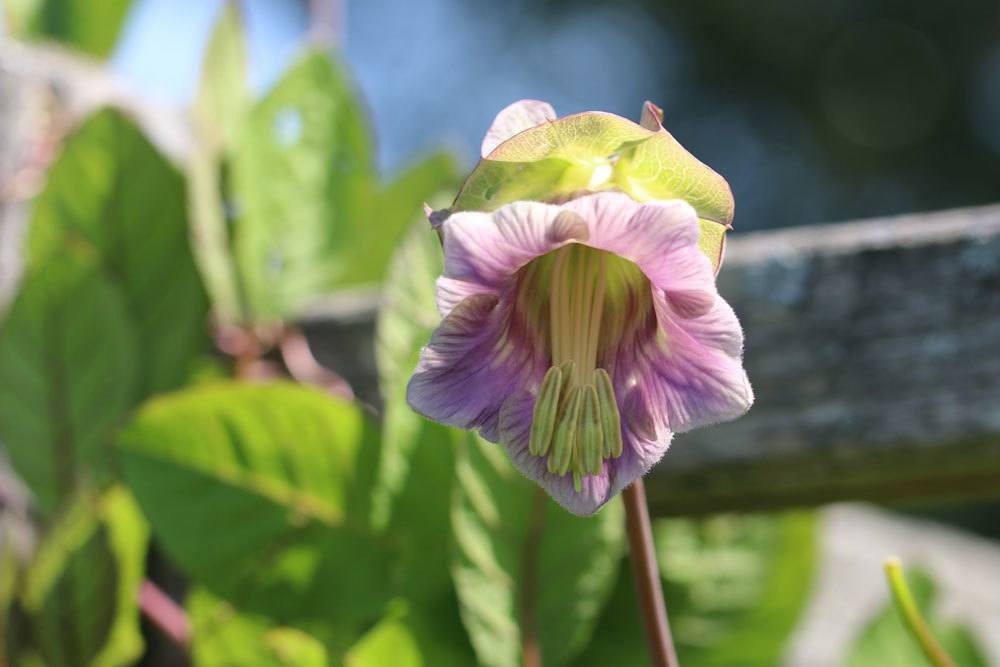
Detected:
[301,204,1000,515]
[647,204,1000,514]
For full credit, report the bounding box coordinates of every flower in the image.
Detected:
[405,102,753,515]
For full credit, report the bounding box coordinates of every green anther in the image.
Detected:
[573,472,582,492]
[530,365,563,456]
[594,368,623,458]
[550,386,582,475]
[558,360,575,396]
[579,385,604,474]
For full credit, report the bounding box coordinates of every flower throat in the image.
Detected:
[528,244,626,491]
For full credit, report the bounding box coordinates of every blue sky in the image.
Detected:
[108,0,674,175]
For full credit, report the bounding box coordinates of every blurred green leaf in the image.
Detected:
[1,527,24,665]
[371,216,445,530]
[0,261,137,513]
[569,560,647,667]
[188,2,250,323]
[452,434,624,667]
[344,598,477,667]
[28,108,208,398]
[91,487,149,667]
[845,568,989,667]
[8,0,132,58]
[366,218,478,664]
[231,49,374,319]
[194,2,248,152]
[15,488,147,667]
[659,512,817,666]
[189,588,330,667]
[342,151,460,286]
[575,511,817,667]
[344,611,423,667]
[119,382,392,626]
[453,109,733,271]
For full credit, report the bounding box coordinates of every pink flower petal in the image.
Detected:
[480,100,557,158]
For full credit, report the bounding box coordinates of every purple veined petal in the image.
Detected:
[411,191,751,513]
[440,203,567,288]
[480,100,557,158]
[567,195,716,318]
[498,386,673,516]
[613,290,753,436]
[440,193,712,305]
[435,276,496,317]
[407,292,546,442]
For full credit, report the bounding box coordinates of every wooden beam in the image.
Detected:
[302,204,1000,515]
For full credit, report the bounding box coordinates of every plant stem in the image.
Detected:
[623,480,679,667]
[883,557,957,667]
[138,579,191,651]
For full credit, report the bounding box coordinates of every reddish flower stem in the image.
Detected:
[623,479,679,667]
[138,579,191,651]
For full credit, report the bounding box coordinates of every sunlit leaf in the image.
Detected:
[575,512,817,667]
[845,567,989,667]
[0,261,137,513]
[188,1,250,323]
[341,152,460,286]
[452,434,624,667]
[28,108,208,398]
[15,488,147,667]
[344,599,476,667]
[13,0,132,58]
[91,487,149,667]
[364,219,478,664]
[231,50,374,319]
[189,588,329,667]
[453,109,734,271]
[119,382,392,626]
[371,216,445,530]
[658,512,817,666]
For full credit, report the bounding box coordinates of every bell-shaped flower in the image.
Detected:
[406,101,753,515]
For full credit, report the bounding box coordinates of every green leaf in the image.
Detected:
[574,511,817,667]
[28,108,208,398]
[231,50,374,319]
[0,261,137,513]
[189,588,330,667]
[119,382,392,626]
[344,598,477,667]
[188,2,250,323]
[341,151,460,286]
[569,560,647,667]
[452,434,625,667]
[17,488,147,667]
[845,568,989,667]
[344,611,423,667]
[453,109,734,271]
[194,2,249,152]
[13,0,132,58]
[1,524,25,665]
[658,512,817,667]
[91,487,149,667]
[371,217,445,529]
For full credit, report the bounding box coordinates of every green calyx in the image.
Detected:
[452,102,734,272]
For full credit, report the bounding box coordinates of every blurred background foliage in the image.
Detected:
[0,0,997,666]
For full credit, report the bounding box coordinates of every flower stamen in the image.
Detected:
[535,244,623,489]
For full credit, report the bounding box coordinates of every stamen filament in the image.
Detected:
[535,245,626,490]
